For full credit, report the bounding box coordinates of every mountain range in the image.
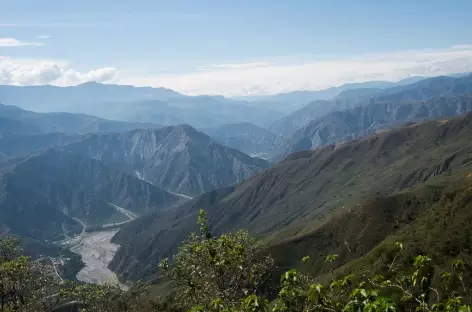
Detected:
[110,112,472,281]
[0,83,284,128]
[201,122,281,158]
[239,76,427,113]
[63,125,270,196]
[269,74,472,139]
[276,94,472,160]
[266,74,472,160]
[0,82,183,112]
[0,149,182,242]
[0,103,160,135]
[0,107,271,243]
[2,73,472,288]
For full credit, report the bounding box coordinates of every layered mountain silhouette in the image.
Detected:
[0,104,270,198]
[202,122,280,158]
[270,74,472,139]
[0,83,284,128]
[239,77,427,113]
[0,82,183,112]
[110,113,472,280]
[0,103,160,135]
[276,95,472,160]
[0,149,181,241]
[2,74,472,285]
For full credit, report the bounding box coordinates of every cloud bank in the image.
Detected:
[0,38,44,47]
[2,45,472,96]
[0,57,117,85]
[120,45,472,96]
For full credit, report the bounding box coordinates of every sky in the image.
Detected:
[2,0,472,96]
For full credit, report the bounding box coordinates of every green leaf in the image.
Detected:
[301,255,311,264]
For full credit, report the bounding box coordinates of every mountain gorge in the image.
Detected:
[2,74,472,293]
[0,149,181,241]
[64,125,271,196]
[201,122,281,158]
[110,113,472,280]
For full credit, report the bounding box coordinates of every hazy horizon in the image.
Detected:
[2,0,472,96]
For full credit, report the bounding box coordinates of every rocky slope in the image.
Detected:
[276,95,472,160]
[0,149,181,242]
[269,74,472,138]
[64,125,271,196]
[110,113,472,281]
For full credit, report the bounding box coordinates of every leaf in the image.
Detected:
[325,254,338,263]
[301,256,311,264]
[394,241,404,250]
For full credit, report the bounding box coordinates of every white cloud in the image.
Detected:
[2,44,472,96]
[0,38,44,47]
[36,35,52,40]
[118,45,472,96]
[0,56,117,85]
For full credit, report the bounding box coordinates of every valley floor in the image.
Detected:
[70,230,126,288]
[61,203,138,289]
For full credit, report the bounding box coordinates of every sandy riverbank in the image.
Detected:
[70,230,126,288]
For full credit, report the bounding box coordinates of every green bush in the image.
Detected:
[0,210,471,311]
[160,211,471,312]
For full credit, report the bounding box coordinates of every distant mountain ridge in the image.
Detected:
[201,122,281,158]
[269,74,472,138]
[276,94,472,160]
[0,82,184,112]
[239,77,427,113]
[0,83,284,129]
[0,103,160,135]
[0,104,270,198]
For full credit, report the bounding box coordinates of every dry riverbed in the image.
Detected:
[70,230,126,289]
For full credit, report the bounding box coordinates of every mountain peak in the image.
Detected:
[64,125,270,196]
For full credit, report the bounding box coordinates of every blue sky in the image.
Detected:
[2,0,472,95]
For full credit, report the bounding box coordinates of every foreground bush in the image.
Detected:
[160,211,471,312]
[1,210,471,311]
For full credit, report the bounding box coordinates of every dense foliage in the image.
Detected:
[159,210,274,310]
[1,210,471,311]
[157,211,472,312]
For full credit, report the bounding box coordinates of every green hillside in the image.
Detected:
[111,113,472,281]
